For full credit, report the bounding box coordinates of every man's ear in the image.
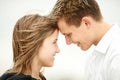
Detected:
[81,16,91,28]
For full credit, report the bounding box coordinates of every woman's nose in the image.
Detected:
[56,46,60,53]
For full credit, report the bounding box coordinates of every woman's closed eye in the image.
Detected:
[53,39,58,44]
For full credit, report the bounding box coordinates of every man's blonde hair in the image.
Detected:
[50,0,103,26]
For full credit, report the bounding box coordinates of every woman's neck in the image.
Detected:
[31,56,42,80]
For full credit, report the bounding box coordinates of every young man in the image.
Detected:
[49,0,120,80]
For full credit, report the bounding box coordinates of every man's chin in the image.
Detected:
[79,46,89,51]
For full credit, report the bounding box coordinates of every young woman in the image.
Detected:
[0,14,60,80]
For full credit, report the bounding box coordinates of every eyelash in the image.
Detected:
[66,33,71,37]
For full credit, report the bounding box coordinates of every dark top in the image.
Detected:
[0,73,46,80]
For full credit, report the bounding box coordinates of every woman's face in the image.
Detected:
[36,30,60,67]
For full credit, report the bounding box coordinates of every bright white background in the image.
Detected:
[0,0,120,80]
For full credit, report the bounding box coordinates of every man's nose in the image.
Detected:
[65,36,72,45]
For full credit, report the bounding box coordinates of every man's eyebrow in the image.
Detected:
[64,33,70,36]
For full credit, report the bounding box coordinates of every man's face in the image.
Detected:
[57,18,94,50]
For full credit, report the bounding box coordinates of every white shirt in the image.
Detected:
[85,24,120,80]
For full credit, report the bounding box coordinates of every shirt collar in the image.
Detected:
[95,24,119,54]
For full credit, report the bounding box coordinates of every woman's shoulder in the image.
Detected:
[0,73,36,80]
